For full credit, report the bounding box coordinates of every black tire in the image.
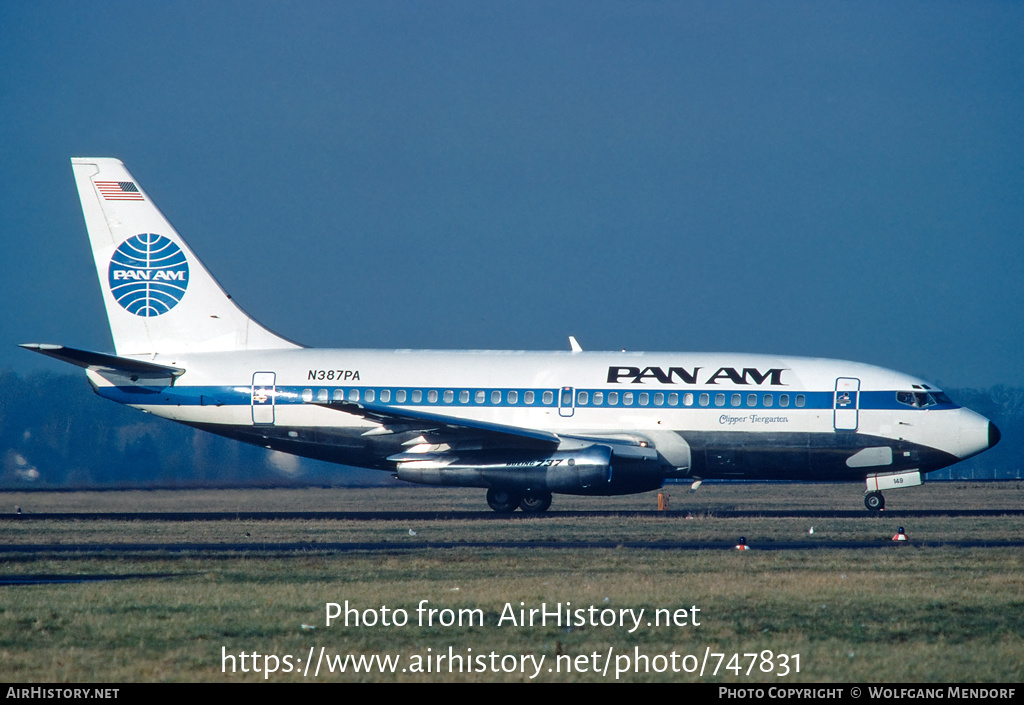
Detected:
[864,492,885,511]
[486,488,521,513]
[519,493,552,513]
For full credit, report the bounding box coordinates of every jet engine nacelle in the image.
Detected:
[395,444,613,494]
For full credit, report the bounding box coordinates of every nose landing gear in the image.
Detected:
[864,491,885,511]
[863,470,921,511]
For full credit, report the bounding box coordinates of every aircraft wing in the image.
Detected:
[313,400,659,463]
[314,400,561,448]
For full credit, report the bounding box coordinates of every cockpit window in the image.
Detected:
[896,391,951,408]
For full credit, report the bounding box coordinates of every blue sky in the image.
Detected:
[2,1,1022,389]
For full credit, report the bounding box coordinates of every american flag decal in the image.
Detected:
[96,181,144,201]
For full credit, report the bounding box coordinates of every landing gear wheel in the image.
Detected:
[864,491,885,511]
[486,488,522,513]
[519,492,552,514]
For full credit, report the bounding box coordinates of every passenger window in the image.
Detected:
[779,394,789,407]
[333,389,344,401]
[561,389,573,405]
[747,394,757,407]
[476,390,486,404]
[577,391,588,405]
[508,390,518,404]
[763,394,772,407]
[348,389,360,402]
[427,390,438,403]
[302,389,313,402]
[639,392,649,406]
[683,393,694,406]
[492,390,502,404]
[623,392,634,405]
[525,391,535,404]
[654,393,664,406]
[542,391,554,405]
[715,393,725,407]
[380,389,391,403]
[412,390,422,403]
[796,394,806,407]
[731,393,741,407]
[460,390,469,404]
[443,390,453,403]
[365,389,375,403]
[608,392,619,405]
[668,393,678,406]
[699,393,709,406]
[593,392,603,405]
[396,390,407,403]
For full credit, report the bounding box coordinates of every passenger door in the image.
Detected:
[833,377,860,431]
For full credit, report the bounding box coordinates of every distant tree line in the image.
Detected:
[0,370,391,489]
[0,369,1019,489]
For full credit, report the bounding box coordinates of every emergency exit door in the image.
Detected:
[559,387,575,417]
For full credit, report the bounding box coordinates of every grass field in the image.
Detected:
[1,482,1022,682]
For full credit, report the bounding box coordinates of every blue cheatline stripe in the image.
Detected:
[95,384,959,412]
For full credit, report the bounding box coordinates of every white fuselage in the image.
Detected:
[86,348,993,487]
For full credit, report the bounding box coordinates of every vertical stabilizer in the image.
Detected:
[71,158,299,355]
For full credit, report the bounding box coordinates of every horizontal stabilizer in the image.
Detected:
[19,344,185,380]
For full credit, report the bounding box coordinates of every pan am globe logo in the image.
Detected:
[108,234,190,317]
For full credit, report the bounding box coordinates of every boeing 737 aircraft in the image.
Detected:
[21,158,1000,512]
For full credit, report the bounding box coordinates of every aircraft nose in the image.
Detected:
[954,408,996,460]
[989,422,1001,449]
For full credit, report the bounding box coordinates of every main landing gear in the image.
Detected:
[486,488,552,514]
[519,492,552,513]
[864,491,885,511]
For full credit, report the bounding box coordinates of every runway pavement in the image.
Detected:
[3,509,1024,521]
